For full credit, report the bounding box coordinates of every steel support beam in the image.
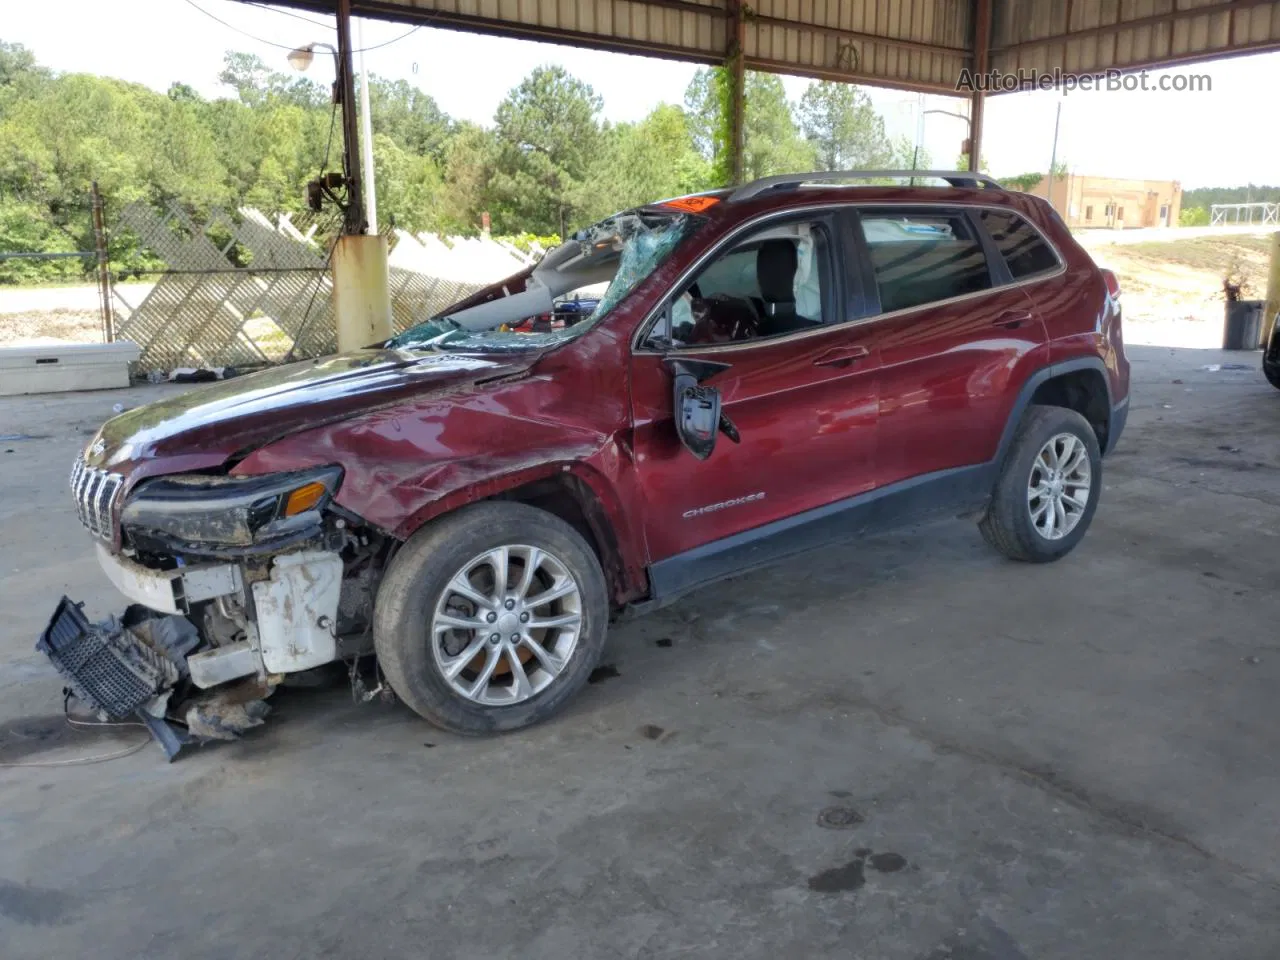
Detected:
[727,0,746,186]
[336,0,367,236]
[968,0,991,173]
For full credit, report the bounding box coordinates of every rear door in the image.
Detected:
[845,205,1052,491]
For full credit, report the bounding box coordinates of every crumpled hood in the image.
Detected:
[86,349,535,479]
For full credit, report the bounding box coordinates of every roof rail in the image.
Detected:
[729,170,1002,202]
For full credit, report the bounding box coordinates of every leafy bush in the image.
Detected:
[1002,172,1046,192]
[1179,206,1210,226]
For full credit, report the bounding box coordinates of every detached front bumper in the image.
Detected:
[95,545,344,687]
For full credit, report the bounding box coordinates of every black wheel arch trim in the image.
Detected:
[994,356,1119,465]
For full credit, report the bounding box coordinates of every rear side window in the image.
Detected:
[979,209,1060,280]
[858,211,992,313]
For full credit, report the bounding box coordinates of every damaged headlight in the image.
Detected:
[120,466,343,550]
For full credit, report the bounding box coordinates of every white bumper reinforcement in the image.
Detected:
[95,546,343,683]
[95,544,242,615]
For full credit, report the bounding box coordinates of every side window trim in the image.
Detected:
[966,208,1015,286]
[839,206,881,320]
[634,210,845,351]
[847,204,1000,320]
[973,207,1066,283]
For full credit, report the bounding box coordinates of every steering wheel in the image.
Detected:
[688,294,761,344]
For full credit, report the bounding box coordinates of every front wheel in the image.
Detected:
[979,405,1102,563]
[374,502,609,734]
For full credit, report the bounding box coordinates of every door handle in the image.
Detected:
[992,310,1034,329]
[813,345,870,367]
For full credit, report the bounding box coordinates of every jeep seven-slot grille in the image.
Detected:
[70,457,124,541]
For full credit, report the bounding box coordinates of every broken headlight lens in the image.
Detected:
[120,466,343,548]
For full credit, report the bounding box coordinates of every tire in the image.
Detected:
[374,501,609,734]
[1264,356,1280,390]
[979,404,1102,563]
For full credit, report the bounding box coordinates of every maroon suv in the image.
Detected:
[71,171,1129,734]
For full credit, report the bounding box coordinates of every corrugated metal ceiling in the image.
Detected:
[294,0,975,93]
[278,0,1280,93]
[993,0,1280,77]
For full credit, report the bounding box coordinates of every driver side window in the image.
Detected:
[661,220,830,349]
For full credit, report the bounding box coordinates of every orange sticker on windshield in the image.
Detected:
[661,195,720,213]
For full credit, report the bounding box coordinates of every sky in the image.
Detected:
[4,0,1279,188]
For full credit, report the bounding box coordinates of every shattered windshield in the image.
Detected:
[390,209,699,353]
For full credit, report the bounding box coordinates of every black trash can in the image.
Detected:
[1223,299,1264,350]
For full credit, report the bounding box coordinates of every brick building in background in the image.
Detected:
[1027,174,1182,229]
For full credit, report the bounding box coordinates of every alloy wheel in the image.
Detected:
[431,544,582,706]
[1027,432,1092,540]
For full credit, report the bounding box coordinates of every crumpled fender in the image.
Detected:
[232,367,649,604]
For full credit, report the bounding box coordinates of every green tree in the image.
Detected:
[167,82,201,103]
[218,52,327,109]
[1003,172,1044,191]
[683,67,718,162]
[570,104,711,223]
[147,97,229,211]
[372,133,443,232]
[798,81,896,171]
[367,76,451,160]
[1001,160,1067,192]
[1182,184,1280,208]
[488,65,603,234]
[684,68,816,184]
[0,41,49,98]
[742,73,815,180]
[436,121,497,235]
[1179,206,1210,226]
[0,198,82,283]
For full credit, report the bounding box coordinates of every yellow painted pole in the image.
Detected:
[1262,231,1280,349]
[332,233,393,352]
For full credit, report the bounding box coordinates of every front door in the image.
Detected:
[628,213,879,566]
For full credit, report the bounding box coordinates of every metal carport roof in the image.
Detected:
[259,0,1280,226]
[279,0,1280,95]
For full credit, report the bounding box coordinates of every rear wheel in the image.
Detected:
[1264,355,1280,390]
[374,502,609,734]
[979,405,1102,563]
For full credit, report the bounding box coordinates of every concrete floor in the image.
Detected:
[1,345,1278,959]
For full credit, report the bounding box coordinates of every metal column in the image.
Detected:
[726,0,746,186]
[968,0,991,173]
[332,0,391,351]
[90,180,116,343]
[336,0,366,237]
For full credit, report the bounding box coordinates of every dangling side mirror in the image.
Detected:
[666,358,740,460]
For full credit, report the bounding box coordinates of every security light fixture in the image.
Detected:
[287,42,337,73]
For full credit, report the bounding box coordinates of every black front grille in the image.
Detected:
[36,597,177,719]
[70,457,123,540]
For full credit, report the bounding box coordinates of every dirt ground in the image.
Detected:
[1,344,1278,959]
[1082,234,1272,331]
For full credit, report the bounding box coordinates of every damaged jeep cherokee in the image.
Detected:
[65,171,1129,736]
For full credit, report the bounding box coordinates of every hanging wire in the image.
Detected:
[180,0,298,49]
[183,0,422,53]
[353,25,422,52]
[283,244,336,364]
[243,0,333,28]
